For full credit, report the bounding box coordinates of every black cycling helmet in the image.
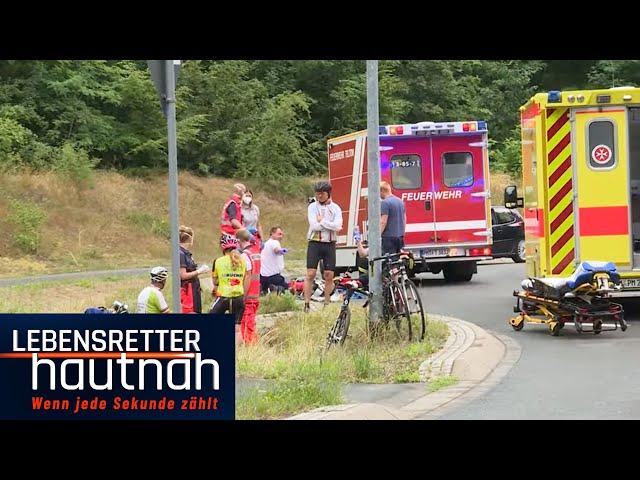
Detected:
[314,181,332,194]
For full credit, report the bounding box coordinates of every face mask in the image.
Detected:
[243,196,252,205]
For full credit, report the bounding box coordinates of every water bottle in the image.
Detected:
[353,226,361,243]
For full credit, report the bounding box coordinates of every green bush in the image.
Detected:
[7,199,47,253]
[490,127,522,176]
[51,143,98,187]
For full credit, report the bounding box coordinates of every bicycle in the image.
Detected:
[370,251,426,342]
[325,278,370,349]
[325,252,426,347]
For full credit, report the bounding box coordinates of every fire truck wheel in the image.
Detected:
[443,263,474,282]
[512,240,526,263]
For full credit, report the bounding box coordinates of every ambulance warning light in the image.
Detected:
[548,91,561,103]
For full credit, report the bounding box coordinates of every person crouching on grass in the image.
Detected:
[211,235,247,347]
[236,228,261,344]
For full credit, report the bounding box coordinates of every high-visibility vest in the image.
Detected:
[212,254,245,298]
[242,244,261,300]
[220,194,243,235]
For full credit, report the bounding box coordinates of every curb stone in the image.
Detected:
[419,315,476,381]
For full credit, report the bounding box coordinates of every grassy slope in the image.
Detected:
[0,171,311,278]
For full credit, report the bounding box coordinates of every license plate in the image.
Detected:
[422,248,449,258]
[622,278,640,289]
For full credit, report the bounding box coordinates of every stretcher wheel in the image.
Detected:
[593,319,602,335]
[511,317,525,331]
[549,322,561,336]
[620,318,628,332]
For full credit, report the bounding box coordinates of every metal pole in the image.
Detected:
[165,60,181,313]
[366,60,383,324]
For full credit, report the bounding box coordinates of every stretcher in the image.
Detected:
[509,261,628,336]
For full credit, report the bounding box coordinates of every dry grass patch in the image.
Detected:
[0,171,311,276]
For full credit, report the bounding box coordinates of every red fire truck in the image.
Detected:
[328,121,492,282]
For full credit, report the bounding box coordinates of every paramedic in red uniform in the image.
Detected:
[237,228,261,344]
[304,181,343,313]
[380,181,406,255]
[220,183,246,239]
[179,225,210,313]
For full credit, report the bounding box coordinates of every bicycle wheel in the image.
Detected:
[389,280,412,341]
[326,307,351,348]
[402,277,426,341]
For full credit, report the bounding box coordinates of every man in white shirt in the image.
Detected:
[260,226,289,294]
[304,181,343,312]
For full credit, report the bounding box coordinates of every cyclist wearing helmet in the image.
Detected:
[136,266,170,314]
[211,235,247,347]
[304,181,343,312]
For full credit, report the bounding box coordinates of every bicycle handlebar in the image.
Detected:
[370,251,412,264]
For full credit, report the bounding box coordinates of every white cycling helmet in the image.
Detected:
[150,266,169,283]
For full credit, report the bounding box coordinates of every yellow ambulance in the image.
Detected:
[506,86,640,296]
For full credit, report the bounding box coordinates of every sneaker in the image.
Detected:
[304,303,310,313]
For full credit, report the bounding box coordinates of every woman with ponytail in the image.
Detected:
[210,235,248,346]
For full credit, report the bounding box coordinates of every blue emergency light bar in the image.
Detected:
[548,91,561,103]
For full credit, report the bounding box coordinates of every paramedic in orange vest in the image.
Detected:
[237,228,261,344]
[220,183,246,239]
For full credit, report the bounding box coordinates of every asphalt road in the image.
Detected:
[415,261,640,419]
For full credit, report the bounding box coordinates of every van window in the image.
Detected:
[390,154,422,189]
[443,152,474,187]
[588,120,616,169]
[494,209,515,225]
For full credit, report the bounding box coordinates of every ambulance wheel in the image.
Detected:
[512,240,526,263]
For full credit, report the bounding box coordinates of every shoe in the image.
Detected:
[304,303,310,313]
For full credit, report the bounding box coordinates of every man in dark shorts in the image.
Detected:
[380,181,406,255]
[304,181,343,312]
